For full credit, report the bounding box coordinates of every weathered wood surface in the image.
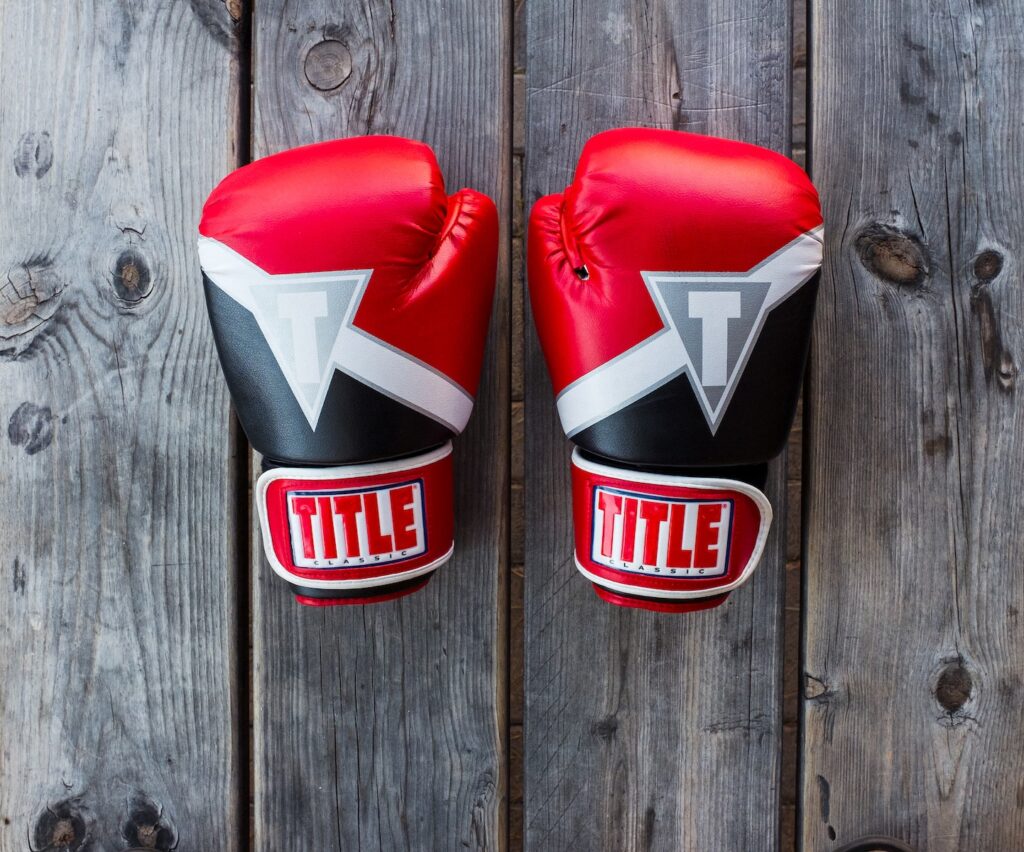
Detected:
[804,1,1024,849]
[250,3,510,850]
[0,1,244,849]
[523,3,793,850]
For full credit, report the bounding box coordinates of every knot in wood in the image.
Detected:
[32,798,89,851]
[1,260,64,357]
[589,715,618,740]
[3,294,38,325]
[121,792,177,851]
[973,249,1003,282]
[304,39,352,91]
[804,673,833,702]
[935,660,972,712]
[855,224,930,287]
[113,249,152,304]
[8,402,55,455]
[14,130,53,179]
[53,820,76,845]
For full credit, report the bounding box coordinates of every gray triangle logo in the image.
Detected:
[199,235,479,434]
[642,274,772,432]
[247,272,370,429]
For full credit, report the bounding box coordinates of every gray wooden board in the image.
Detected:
[523,2,792,850]
[0,1,244,849]
[249,3,510,849]
[804,1,1024,849]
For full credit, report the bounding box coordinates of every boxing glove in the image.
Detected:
[529,128,823,612]
[198,136,497,605]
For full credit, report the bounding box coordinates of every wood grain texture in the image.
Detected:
[250,3,510,849]
[523,2,793,850]
[0,1,244,849]
[804,1,1024,849]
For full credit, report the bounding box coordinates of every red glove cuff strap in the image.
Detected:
[571,449,772,611]
[256,443,454,602]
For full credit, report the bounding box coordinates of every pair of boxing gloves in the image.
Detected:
[198,130,824,612]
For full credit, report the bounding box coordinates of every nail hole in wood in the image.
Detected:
[304,39,352,91]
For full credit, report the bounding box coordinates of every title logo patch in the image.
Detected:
[591,485,732,577]
[287,480,427,568]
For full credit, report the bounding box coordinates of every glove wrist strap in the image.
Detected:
[256,443,454,605]
[571,449,772,612]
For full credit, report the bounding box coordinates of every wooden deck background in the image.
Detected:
[1,1,1021,850]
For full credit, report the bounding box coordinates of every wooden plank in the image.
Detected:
[803,2,1024,849]
[0,1,244,848]
[249,3,510,849]
[523,3,793,850]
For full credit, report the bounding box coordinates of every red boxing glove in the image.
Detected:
[199,136,498,605]
[529,128,823,612]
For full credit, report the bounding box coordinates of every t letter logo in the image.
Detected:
[643,273,771,431]
[686,291,741,388]
[276,291,329,384]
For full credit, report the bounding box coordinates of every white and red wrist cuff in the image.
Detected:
[256,443,454,606]
[571,449,772,613]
